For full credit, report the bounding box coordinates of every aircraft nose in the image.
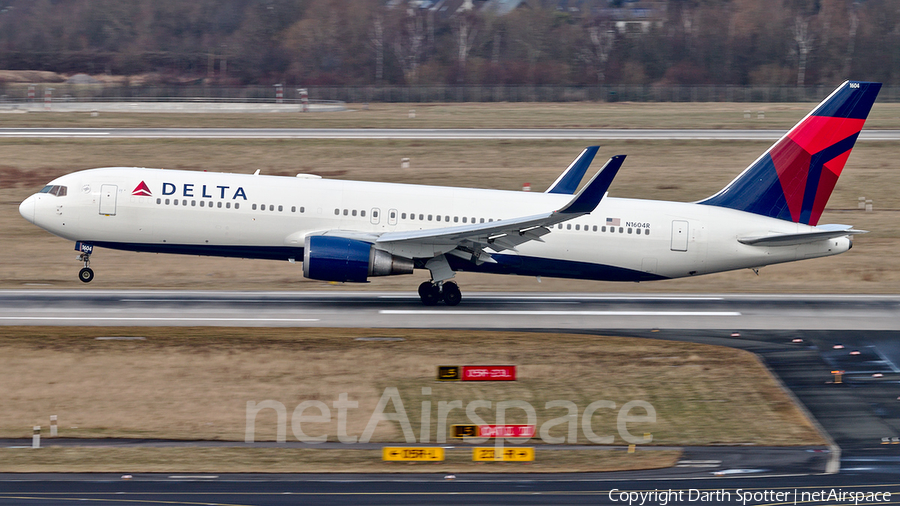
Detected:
[19,194,35,224]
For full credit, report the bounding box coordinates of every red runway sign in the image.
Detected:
[461,366,516,381]
[478,425,535,438]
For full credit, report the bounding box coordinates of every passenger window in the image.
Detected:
[567,224,571,230]
[182,200,187,206]
[402,213,407,219]
[462,217,467,223]
[361,210,366,217]
[558,224,562,229]
[436,215,441,222]
[428,215,433,221]
[619,227,623,233]
[191,200,196,206]
[593,225,597,232]
[200,201,205,207]
[165,199,170,205]
[174,199,179,206]
[445,216,450,222]
[334,209,340,215]
[157,198,161,204]
[279,205,283,212]
[480,218,485,223]
[645,229,650,235]
[300,207,305,213]
[575,224,580,231]
[373,210,379,217]
[390,211,396,219]
[217,202,223,208]
[269,205,274,211]
[252,204,257,210]
[628,228,633,234]
[352,210,357,216]
[227,203,232,209]
[343,209,348,216]
[291,206,296,212]
[419,214,424,220]
[602,226,606,232]
[234,203,238,209]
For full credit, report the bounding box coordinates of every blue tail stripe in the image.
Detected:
[798,132,860,224]
[812,82,881,119]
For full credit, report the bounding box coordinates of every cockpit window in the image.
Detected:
[39,185,67,196]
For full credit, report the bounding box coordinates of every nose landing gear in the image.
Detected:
[77,253,94,283]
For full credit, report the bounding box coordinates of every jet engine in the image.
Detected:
[302,236,414,282]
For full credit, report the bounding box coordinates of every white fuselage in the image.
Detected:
[19,167,850,282]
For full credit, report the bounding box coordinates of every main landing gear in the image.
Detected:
[418,280,462,306]
[77,252,94,283]
[417,253,461,306]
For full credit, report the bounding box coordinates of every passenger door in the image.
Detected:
[99,185,117,216]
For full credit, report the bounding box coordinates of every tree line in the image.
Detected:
[0,0,897,86]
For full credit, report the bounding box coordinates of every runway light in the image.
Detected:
[833,344,844,349]
[873,373,883,378]
[121,475,132,480]
[730,332,740,337]
[850,350,861,356]
[444,474,456,480]
[792,338,803,343]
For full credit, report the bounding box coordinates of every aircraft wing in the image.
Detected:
[738,224,867,247]
[545,146,599,194]
[374,155,625,262]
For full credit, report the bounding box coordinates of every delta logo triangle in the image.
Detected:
[132,181,152,196]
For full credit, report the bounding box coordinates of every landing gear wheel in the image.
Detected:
[418,281,441,306]
[442,282,462,306]
[79,267,94,283]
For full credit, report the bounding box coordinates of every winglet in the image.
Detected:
[546,146,600,194]
[557,155,625,215]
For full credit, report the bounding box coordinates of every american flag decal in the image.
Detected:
[606,217,620,226]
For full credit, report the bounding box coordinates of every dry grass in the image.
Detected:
[0,447,681,474]
[2,101,900,129]
[0,137,897,292]
[0,327,824,447]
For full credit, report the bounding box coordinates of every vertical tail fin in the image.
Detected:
[699,81,881,225]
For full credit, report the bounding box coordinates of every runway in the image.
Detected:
[0,127,898,140]
[3,290,900,505]
[1,290,899,330]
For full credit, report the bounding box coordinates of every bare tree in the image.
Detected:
[580,17,616,85]
[844,1,860,77]
[452,11,479,83]
[392,6,426,84]
[372,13,385,84]
[792,14,815,86]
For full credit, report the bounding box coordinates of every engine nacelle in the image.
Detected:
[302,236,414,282]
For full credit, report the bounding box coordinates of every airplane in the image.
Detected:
[19,80,880,306]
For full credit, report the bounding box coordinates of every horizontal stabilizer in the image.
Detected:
[738,225,866,247]
[546,146,599,194]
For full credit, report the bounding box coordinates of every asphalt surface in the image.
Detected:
[1,290,899,330]
[2,290,900,505]
[0,127,898,140]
